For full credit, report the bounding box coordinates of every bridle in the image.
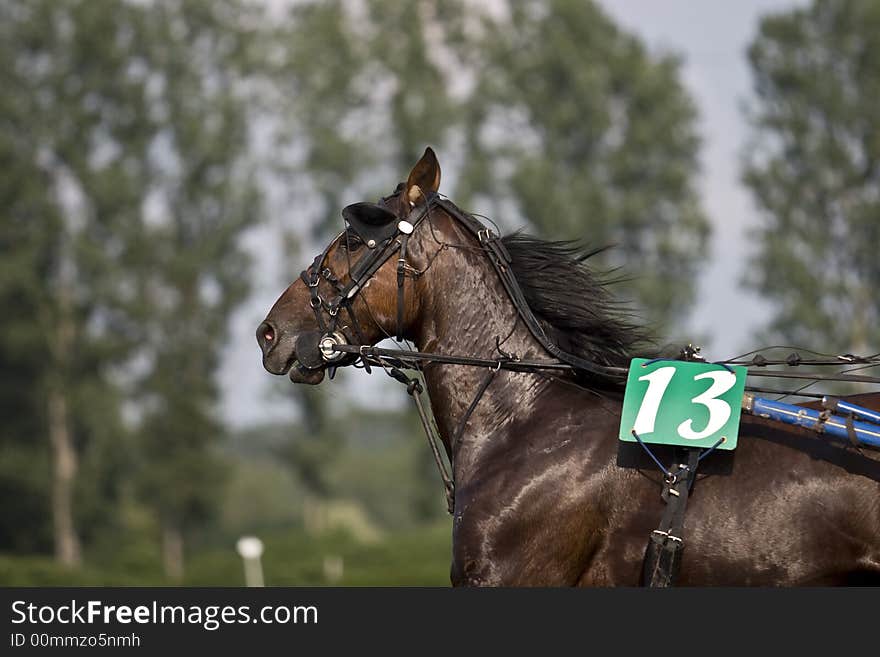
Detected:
[297,193,435,376]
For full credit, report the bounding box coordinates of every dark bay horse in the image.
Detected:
[257,148,880,585]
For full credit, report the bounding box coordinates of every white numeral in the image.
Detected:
[677,371,737,440]
[633,367,676,435]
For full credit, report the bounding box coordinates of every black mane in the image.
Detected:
[500,233,655,385]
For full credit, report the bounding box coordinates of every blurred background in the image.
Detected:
[1,0,878,585]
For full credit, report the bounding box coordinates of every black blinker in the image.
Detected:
[342,202,399,246]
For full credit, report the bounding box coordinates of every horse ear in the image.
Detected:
[405,147,441,207]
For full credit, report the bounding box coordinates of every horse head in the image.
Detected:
[256,147,446,384]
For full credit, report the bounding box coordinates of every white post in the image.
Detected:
[236,536,265,587]
[323,554,344,584]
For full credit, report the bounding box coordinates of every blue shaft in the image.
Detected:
[746,397,880,448]
[823,396,880,425]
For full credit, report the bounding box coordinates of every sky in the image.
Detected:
[219,0,805,428]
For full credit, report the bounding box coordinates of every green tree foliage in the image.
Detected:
[281,0,462,236]
[126,0,265,578]
[280,0,708,332]
[743,0,880,352]
[0,0,152,564]
[0,0,265,574]
[461,1,709,329]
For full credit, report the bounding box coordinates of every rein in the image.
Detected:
[298,192,880,514]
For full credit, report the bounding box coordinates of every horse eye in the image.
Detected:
[342,233,363,251]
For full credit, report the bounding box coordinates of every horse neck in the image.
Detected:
[410,223,552,480]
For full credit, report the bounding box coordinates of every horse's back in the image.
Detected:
[678,391,880,585]
[577,390,880,586]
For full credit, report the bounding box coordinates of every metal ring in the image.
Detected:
[309,295,322,309]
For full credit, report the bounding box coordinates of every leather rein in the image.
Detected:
[295,192,880,513]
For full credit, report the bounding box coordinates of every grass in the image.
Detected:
[0,522,453,587]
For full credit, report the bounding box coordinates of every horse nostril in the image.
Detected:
[257,321,276,352]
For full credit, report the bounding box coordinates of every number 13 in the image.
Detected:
[632,367,736,440]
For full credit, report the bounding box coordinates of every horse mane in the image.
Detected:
[499,232,656,385]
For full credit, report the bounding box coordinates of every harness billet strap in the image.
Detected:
[641,448,700,588]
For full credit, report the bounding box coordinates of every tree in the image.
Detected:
[280,0,462,237]
[125,0,265,579]
[0,0,154,565]
[280,0,708,332]
[458,0,709,331]
[0,0,267,575]
[743,0,880,353]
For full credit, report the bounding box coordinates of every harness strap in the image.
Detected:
[452,368,498,447]
[396,233,409,342]
[344,304,371,374]
[386,366,455,513]
[642,448,700,587]
[301,269,328,334]
[435,199,627,381]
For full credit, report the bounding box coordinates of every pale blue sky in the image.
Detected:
[219,0,803,427]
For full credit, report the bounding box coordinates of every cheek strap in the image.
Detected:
[396,231,410,342]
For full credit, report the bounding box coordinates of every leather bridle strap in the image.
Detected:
[396,231,410,342]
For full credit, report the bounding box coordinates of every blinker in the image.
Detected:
[342,202,399,247]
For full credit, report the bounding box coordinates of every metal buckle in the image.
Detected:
[651,530,682,544]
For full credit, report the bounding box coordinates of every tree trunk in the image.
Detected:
[162,523,185,580]
[48,384,81,567]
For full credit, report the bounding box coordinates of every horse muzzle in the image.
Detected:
[255,321,319,383]
[257,321,349,385]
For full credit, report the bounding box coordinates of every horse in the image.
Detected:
[257,148,880,586]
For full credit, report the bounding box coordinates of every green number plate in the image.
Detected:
[618,358,747,450]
